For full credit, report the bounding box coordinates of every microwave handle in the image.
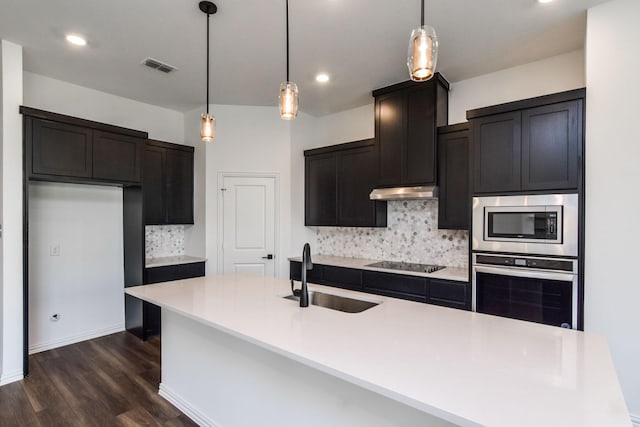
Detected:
[474,266,575,282]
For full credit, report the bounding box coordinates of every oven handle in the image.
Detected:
[474,265,576,282]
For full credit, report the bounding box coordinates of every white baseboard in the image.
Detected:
[28,323,125,354]
[159,383,219,427]
[631,413,640,427]
[0,369,24,386]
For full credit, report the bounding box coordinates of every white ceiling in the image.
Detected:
[0,0,609,116]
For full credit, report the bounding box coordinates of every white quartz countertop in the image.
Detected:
[288,254,469,282]
[126,274,630,427]
[145,255,207,268]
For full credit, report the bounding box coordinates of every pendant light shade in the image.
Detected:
[280,0,298,120]
[279,82,298,120]
[407,0,438,82]
[199,1,217,141]
[201,113,215,142]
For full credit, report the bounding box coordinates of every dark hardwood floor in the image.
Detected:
[0,332,197,427]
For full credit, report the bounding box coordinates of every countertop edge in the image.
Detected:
[288,255,469,282]
[145,255,208,269]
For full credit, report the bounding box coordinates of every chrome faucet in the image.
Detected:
[291,243,313,307]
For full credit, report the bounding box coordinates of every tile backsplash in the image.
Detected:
[145,225,186,258]
[315,200,469,268]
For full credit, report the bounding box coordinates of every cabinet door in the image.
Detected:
[522,100,580,191]
[31,119,93,178]
[305,153,338,226]
[438,129,469,229]
[165,148,194,224]
[363,271,427,302]
[337,145,386,227]
[428,279,470,310]
[93,130,143,183]
[405,86,436,185]
[143,145,166,225]
[376,92,405,186]
[472,111,521,194]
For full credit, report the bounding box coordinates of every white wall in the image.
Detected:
[0,40,24,386]
[448,50,586,124]
[585,0,640,422]
[190,104,292,278]
[28,182,124,353]
[23,72,184,143]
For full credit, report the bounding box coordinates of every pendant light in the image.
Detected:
[279,0,298,120]
[199,1,217,141]
[407,0,438,82]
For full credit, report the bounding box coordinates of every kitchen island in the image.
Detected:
[125,273,630,427]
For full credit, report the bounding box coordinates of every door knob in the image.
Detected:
[262,254,274,260]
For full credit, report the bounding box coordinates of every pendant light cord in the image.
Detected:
[421,0,424,27]
[206,11,210,114]
[286,0,290,82]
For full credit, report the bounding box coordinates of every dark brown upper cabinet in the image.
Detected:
[437,123,470,230]
[22,106,147,185]
[467,89,584,195]
[373,74,449,188]
[472,111,522,194]
[31,119,93,179]
[143,140,194,225]
[93,130,143,183]
[305,139,387,227]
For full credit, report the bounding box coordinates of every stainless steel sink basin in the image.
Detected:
[283,291,380,313]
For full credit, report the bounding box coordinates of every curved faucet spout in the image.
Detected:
[300,243,312,307]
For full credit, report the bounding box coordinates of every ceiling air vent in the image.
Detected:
[142,57,177,74]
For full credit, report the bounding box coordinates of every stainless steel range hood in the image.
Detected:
[369,185,438,201]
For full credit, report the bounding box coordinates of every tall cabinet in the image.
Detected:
[373,74,449,188]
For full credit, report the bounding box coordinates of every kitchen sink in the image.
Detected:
[283,291,380,313]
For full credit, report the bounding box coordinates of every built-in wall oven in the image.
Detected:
[472,194,580,329]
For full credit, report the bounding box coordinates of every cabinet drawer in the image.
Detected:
[145,262,205,284]
[428,279,470,310]
[323,266,363,290]
[363,271,427,302]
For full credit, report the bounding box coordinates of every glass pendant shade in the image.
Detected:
[201,113,215,142]
[279,82,298,120]
[407,25,438,82]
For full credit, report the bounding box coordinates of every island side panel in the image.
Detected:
[159,309,457,427]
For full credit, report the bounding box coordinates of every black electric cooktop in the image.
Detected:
[366,261,445,274]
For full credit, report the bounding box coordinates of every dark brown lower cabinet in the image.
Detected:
[290,261,470,310]
[127,262,205,340]
[428,279,471,310]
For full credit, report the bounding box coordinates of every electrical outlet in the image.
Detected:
[50,244,60,257]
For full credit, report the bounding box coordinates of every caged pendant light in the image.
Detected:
[199,1,217,141]
[407,0,438,82]
[279,0,298,120]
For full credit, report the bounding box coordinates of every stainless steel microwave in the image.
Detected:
[472,194,578,257]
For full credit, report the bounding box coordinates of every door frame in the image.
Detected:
[216,172,280,277]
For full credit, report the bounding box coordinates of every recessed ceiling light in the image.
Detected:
[315,73,330,83]
[537,0,553,3]
[65,34,87,46]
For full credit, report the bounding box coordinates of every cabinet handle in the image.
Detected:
[262,254,274,260]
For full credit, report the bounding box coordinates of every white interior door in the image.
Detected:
[221,175,276,277]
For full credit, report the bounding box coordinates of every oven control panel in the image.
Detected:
[475,254,574,272]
